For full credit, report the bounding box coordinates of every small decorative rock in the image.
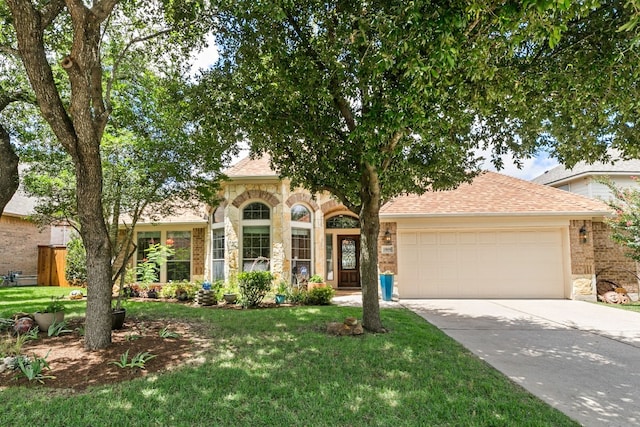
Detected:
[0,356,17,373]
[69,290,84,300]
[327,317,364,336]
[13,317,34,334]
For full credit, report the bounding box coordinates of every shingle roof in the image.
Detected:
[380,171,609,217]
[224,154,277,178]
[532,151,640,185]
[3,189,37,217]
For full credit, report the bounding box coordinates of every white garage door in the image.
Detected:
[398,229,565,298]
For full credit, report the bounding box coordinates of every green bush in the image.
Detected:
[159,281,199,300]
[304,285,335,305]
[238,271,273,307]
[65,236,87,287]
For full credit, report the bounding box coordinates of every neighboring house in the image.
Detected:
[532,152,640,199]
[0,190,52,280]
[132,155,614,300]
[533,154,640,298]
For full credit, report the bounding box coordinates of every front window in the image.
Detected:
[136,231,161,282]
[291,204,313,284]
[242,202,271,271]
[166,231,191,282]
[212,227,225,281]
[243,226,270,271]
[292,228,311,284]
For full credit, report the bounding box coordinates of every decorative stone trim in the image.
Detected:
[321,200,344,215]
[231,189,279,208]
[285,193,320,211]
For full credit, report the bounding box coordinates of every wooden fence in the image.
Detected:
[37,245,69,287]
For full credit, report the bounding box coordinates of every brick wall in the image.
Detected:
[378,222,397,274]
[593,222,639,294]
[0,216,51,276]
[569,220,595,275]
[192,227,205,278]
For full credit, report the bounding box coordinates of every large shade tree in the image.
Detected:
[2,0,213,349]
[203,0,638,331]
[22,68,234,291]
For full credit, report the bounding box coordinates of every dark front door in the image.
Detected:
[338,235,360,288]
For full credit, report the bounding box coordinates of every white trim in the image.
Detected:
[239,200,272,272]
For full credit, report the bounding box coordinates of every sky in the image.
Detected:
[189,39,560,182]
[481,151,559,181]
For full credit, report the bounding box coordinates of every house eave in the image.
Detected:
[380,211,611,220]
[542,171,637,187]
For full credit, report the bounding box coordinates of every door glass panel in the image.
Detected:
[325,234,334,281]
[341,238,357,270]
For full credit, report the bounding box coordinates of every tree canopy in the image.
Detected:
[201,0,639,330]
[1,0,220,349]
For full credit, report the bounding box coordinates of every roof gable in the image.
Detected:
[224,154,278,178]
[381,171,609,217]
[532,150,640,186]
[3,190,37,217]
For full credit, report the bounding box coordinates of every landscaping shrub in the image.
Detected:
[304,285,335,305]
[65,237,87,287]
[159,281,199,300]
[238,271,273,307]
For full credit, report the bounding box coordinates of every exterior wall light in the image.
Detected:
[384,228,392,244]
[579,223,588,244]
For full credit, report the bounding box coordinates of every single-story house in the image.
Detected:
[130,155,620,300]
[0,190,53,283]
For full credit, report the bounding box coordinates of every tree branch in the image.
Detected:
[105,27,174,112]
[6,0,78,156]
[284,10,357,132]
[41,0,66,27]
[380,130,404,173]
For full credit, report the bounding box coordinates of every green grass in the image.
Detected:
[0,287,578,426]
[595,300,640,313]
[0,285,86,318]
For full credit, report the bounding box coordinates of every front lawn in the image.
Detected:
[596,300,640,313]
[0,286,578,426]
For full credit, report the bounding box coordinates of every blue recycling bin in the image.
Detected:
[379,274,394,301]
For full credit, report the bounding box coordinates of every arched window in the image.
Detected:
[242,202,271,271]
[326,215,359,229]
[243,202,271,220]
[291,204,311,223]
[291,204,312,283]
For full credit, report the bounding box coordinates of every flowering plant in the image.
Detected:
[600,177,640,262]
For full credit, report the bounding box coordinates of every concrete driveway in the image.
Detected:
[401,299,640,427]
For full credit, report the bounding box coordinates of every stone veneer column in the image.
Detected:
[569,220,596,300]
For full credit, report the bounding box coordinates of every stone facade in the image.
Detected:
[0,215,51,277]
[219,179,359,287]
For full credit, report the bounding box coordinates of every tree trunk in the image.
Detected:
[359,162,385,332]
[76,145,113,350]
[7,0,117,350]
[0,124,19,216]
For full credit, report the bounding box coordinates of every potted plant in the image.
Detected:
[307,274,325,291]
[223,276,240,304]
[112,267,134,330]
[34,297,66,331]
[274,280,288,304]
